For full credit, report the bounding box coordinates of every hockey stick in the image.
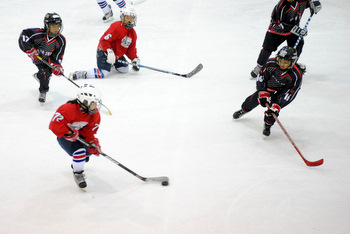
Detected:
[36,56,112,115]
[293,14,314,49]
[118,59,203,78]
[77,137,170,184]
[266,104,323,167]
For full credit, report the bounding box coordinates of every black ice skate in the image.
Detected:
[263,124,271,136]
[250,64,262,78]
[38,92,46,103]
[233,109,247,119]
[73,171,87,190]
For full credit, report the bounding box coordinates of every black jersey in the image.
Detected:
[19,28,66,65]
[257,58,303,108]
[268,0,310,36]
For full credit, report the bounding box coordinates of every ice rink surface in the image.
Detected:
[1,0,349,233]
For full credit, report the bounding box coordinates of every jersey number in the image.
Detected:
[52,112,64,122]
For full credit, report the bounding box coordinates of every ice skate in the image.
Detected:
[250,64,262,78]
[69,71,87,80]
[102,5,113,22]
[263,124,271,136]
[233,109,247,119]
[73,171,87,190]
[38,92,46,103]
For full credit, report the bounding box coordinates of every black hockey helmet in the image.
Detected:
[276,46,298,70]
[44,12,63,37]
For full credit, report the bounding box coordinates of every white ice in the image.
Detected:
[1,0,350,233]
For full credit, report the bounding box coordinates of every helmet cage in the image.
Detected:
[44,13,63,37]
[120,8,137,29]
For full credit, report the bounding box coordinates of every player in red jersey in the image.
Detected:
[19,13,66,102]
[70,8,140,79]
[233,46,306,136]
[250,0,321,78]
[49,84,102,189]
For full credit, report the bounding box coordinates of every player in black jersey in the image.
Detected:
[250,0,321,78]
[19,12,66,103]
[233,46,306,136]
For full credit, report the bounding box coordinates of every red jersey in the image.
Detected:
[49,102,101,142]
[98,21,138,60]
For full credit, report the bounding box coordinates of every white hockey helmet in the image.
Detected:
[120,8,137,29]
[77,84,102,114]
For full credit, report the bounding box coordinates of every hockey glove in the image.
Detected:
[106,48,116,64]
[25,48,39,64]
[131,57,140,71]
[52,64,64,76]
[64,130,79,142]
[266,103,281,117]
[88,138,101,155]
[310,0,322,14]
[291,25,308,37]
[258,91,271,107]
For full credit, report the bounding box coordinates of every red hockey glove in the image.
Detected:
[258,91,271,107]
[88,138,101,155]
[266,103,281,117]
[52,64,64,76]
[64,130,79,142]
[25,48,39,63]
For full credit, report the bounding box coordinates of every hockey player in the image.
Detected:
[96,0,127,22]
[233,46,305,136]
[250,0,321,78]
[70,8,140,79]
[49,84,102,189]
[19,13,66,103]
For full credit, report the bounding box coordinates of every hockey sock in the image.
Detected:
[72,148,86,173]
[86,68,109,78]
[97,0,110,14]
[113,0,126,8]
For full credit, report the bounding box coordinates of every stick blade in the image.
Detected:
[145,176,169,182]
[306,158,324,167]
[186,63,203,78]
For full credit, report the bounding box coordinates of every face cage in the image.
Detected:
[79,99,101,115]
[277,57,295,70]
[46,23,63,37]
[121,15,136,29]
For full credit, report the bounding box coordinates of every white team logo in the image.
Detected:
[121,36,132,48]
[68,122,89,130]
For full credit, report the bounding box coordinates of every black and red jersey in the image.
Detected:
[268,0,310,36]
[18,28,66,65]
[257,58,303,108]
